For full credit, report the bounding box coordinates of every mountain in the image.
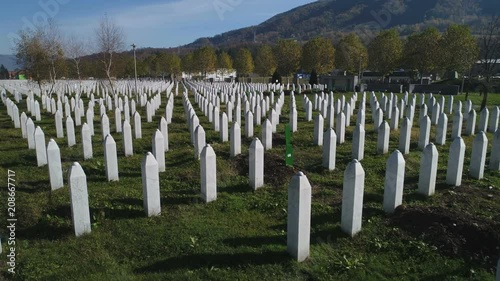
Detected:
[186,0,500,48]
[0,55,19,71]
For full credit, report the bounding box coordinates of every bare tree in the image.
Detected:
[95,14,125,94]
[14,18,65,95]
[43,19,64,91]
[65,34,88,81]
[478,15,500,110]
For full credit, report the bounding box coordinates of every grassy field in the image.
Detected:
[0,88,499,281]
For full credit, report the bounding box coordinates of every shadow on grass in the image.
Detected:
[169,156,196,167]
[18,205,73,241]
[218,182,252,194]
[135,250,290,273]
[102,198,145,219]
[18,221,73,241]
[404,192,430,203]
[119,171,142,178]
[21,153,37,163]
[162,189,201,206]
[94,207,145,220]
[17,179,51,193]
[222,235,285,247]
[304,162,325,174]
[311,227,346,245]
[363,192,384,204]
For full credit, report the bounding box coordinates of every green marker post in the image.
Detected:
[285,124,294,166]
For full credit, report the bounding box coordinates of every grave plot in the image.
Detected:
[0,80,499,280]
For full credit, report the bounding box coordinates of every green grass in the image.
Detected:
[0,89,499,281]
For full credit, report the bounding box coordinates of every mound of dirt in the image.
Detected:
[231,152,296,188]
[390,206,500,269]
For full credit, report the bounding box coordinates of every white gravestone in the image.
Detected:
[26,118,35,149]
[446,137,465,186]
[245,111,254,138]
[55,110,64,138]
[141,152,161,217]
[435,112,448,145]
[249,138,264,190]
[313,114,324,146]
[159,117,169,152]
[465,109,476,136]
[287,171,312,262]
[201,144,217,203]
[323,128,337,170]
[418,116,431,150]
[152,130,166,172]
[69,162,91,237]
[230,122,241,157]
[352,124,365,160]
[490,106,499,133]
[262,119,273,150]
[336,112,345,144]
[451,111,463,139]
[418,143,438,196]
[47,139,63,190]
[34,126,47,166]
[469,132,488,179]
[104,134,119,181]
[377,121,390,154]
[220,113,229,142]
[399,117,411,155]
[194,125,206,160]
[101,114,110,140]
[82,123,93,160]
[341,159,365,237]
[134,112,142,139]
[383,150,405,213]
[490,130,500,171]
[123,120,133,157]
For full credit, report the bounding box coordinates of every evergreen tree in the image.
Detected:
[271,70,282,84]
[309,69,318,85]
[0,64,9,79]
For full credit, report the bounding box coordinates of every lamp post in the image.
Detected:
[358,55,363,85]
[131,43,138,100]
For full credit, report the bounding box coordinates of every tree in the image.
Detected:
[368,29,403,78]
[274,39,301,79]
[271,70,282,84]
[336,33,368,76]
[478,16,500,109]
[217,51,233,79]
[193,46,217,77]
[254,44,276,77]
[95,14,125,94]
[181,52,195,75]
[14,19,65,93]
[441,24,478,75]
[403,27,442,83]
[157,52,181,80]
[301,37,335,74]
[141,53,157,77]
[309,69,318,85]
[0,65,9,79]
[233,48,254,77]
[42,19,65,90]
[65,34,88,81]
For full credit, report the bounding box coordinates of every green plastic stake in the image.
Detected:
[285,124,294,166]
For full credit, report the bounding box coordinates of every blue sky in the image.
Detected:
[0,0,316,55]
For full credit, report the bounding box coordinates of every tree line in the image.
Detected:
[14,15,500,102]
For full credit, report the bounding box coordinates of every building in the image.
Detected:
[319,71,359,92]
[471,59,500,77]
[182,69,236,82]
